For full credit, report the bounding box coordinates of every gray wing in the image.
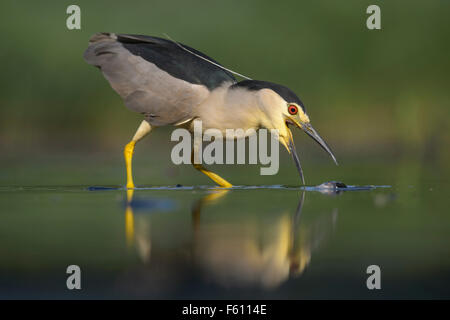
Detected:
[115,34,236,90]
[83,33,235,126]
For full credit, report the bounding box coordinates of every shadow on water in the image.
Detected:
[120,186,345,291]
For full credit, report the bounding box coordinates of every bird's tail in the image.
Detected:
[88,32,117,43]
[83,32,118,67]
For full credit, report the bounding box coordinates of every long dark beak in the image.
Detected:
[302,123,338,165]
[288,138,305,185]
[281,126,306,185]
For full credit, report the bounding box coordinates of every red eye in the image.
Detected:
[288,105,298,115]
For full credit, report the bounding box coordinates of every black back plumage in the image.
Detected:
[116,34,236,90]
[231,80,305,112]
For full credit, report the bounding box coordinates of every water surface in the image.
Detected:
[0,171,449,299]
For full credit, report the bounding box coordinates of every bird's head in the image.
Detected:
[279,98,337,164]
[237,80,338,183]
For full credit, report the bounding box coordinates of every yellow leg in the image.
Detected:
[123,120,152,189]
[124,141,136,189]
[193,163,233,188]
[191,137,232,188]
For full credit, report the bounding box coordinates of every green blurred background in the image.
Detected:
[1,0,450,299]
[0,0,449,185]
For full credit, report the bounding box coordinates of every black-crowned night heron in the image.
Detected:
[84,33,337,188]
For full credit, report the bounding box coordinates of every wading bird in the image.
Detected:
[84,33,337,188]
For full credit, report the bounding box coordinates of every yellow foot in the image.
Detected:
[193,164,233,188]
[213,177,233,188]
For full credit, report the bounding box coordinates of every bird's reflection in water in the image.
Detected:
[123,188,338,289]
[191,191,338,288]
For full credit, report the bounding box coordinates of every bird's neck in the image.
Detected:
[194,84,265,133]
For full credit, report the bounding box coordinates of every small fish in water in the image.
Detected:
[316,181,347,189]
[312,181,347,195]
